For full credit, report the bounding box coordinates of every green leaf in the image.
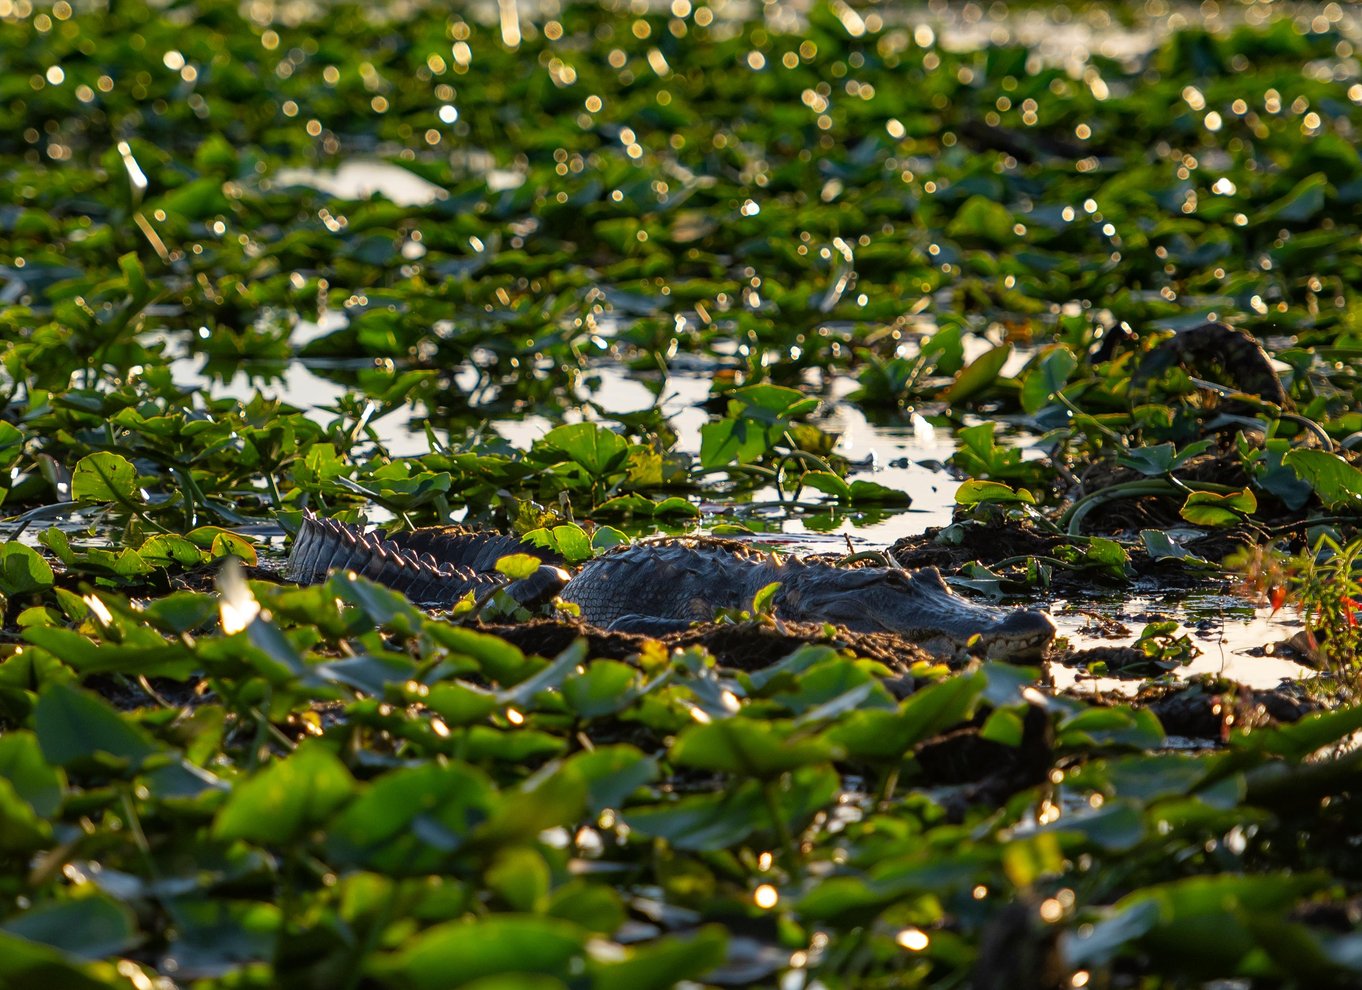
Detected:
[591,927,728,990]
[564,745,658,812]
[70,452,138,504]
[0,930,119,989]
[939,344,1012,406]
[799,470,853,501]
[1179,488,1257,526]
[751,580,781,616]
[671,719,837,776]
[1140,530,1213,567]
[1019,345,1077,413]
[33,683,159,770]
[562,661,642,718]
[955,480,1036,506]
[213,740,354,844]
[326,763,496,872]
[0,895,137,960]
[370,916,586,989]
[1283,449,1362,510]
[486,847,550,912]
[539,423,629,477]
[0,543,54,596]
[846,479,913,506]
[496,553,544,580]
[1255,172,1327,225]
[0,732,63,817]
[947,195,1017,246]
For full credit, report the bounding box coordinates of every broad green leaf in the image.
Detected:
[1255,172,1327,225]
[939,344,1012,405]
[562,660,642,718]
[947,195,1017,246]
[34,683,159,770]
[370,916,586,989]
[1019,345,1077,413]
[591,927,728,990]
[0,543,54,595]
[1283,449,1362,510]
[539,423,629,477]
[213,740,354,844]
[327,763,497,872]
[1179,488,1257,526]
[670,719,837,776]
[955,480,1036,506]
[70,452,138,504]
[0,895,137,960]
[496,553,544,580]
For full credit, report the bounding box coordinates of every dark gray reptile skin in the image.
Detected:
[285,520,1057,659]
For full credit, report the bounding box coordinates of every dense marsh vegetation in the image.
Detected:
[5,0,1362,985]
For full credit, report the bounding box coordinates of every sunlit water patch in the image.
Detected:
[1050,590,1312,691]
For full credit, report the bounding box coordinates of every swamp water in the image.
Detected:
[163,151,1311,693]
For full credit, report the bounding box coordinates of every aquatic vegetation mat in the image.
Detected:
[5,0,1362,985]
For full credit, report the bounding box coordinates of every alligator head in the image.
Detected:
[778,562,1056,661]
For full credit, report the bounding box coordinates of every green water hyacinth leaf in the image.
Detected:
[424,682,500,726]
[1118,439,1214,477]
[0,777,50,852]
[0,895,138,961]
[565,746,658,812]
[593,493,700,517]
[326,762,496,872]
[34,683,159,771]
[539,422,629,477]
[0,732,62,818]
[1058,706,1164,750]
[1070,874,1326,977]
[751,580,781,616]
[799,470,852,501]
[486,846,550,912]
[939,344,1011,405]
[947,195,1018,246]
[137,534,206,567]
[1036,799,1146,852]
[70,451,139,504]
[315,654,418,696]
[1019,345,1077,413]
[1254,172,1328,225]
[1283,449,1362,510]
[0,543,54,596]
[1141,530,1213,567]
[955,480,1036,506]
[847,479,914,506]
[591,926,728,990]
[562,660,643,718]
[495,553,545,580]
[213,740,354,844]
[1180,487,1257,526]
[670,718,838,776]
[823,671,984,760]
[368,915,587,989]
[626,767,838,850]
[525,523,594,563]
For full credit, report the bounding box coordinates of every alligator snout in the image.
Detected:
[981,607,1058,661]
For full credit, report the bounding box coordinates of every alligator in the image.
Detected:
[284,512,1057,660]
